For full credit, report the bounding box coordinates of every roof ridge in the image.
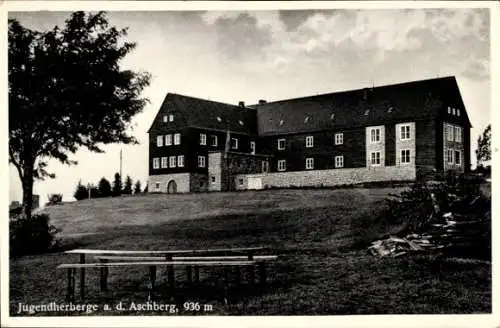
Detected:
[169,92,254,109]
[251,75,456,107]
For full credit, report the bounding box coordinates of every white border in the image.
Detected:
[1,1,498,327]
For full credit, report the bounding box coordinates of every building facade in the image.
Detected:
[147,76,472,193]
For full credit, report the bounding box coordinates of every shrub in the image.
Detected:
[47,193,63,206]
[98,177,112,197]
[10,213,60,256]
[134,180,142,194]
[74,180,88,201]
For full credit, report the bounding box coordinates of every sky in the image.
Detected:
[8,7,492,204]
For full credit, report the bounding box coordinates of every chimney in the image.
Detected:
[238,101,245,108]
[258,99,267,104]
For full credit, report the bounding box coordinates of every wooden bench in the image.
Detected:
[61,248,276,300]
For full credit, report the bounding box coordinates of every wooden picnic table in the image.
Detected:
[64,247,268,299]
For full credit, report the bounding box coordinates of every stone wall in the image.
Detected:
[147,173,191,193]
[234,165,416,190]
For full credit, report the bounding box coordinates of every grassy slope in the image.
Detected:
[10,188,491,315]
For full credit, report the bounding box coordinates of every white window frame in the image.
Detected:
[452,108,456,115]
[168,114,174,122]
[334,133,344,145]
[169,156,176,168]
[400,149,411,164]
[165,134,172,146]
[370,128,381,143]
[278,139,286,150]
[454,126,462,143]
[174,133,181,145]
[457,109,461,117]
[163,115,168,123]
[277,160,286,172]
[211,135,218,147]
[250,141,256,155]
[161,157,168,168]
[305,136,314,148]
[447,107,451,114]
[305,157,314,170]
[231,138,238,150]
[446,125,454,141]
[177,155,184,167]
[200,133,207,145]
[198,155,206,168]
[155,182,160,191]
[153,158,160,169]
[335,155,344,168]
[446,149,454,164]
[370,151,381,166]
[454,150,461,165]
[156,135,164,147]
[400,125,411,141]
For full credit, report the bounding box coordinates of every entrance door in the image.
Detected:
[167,180,177,194]
[248,177,263,190]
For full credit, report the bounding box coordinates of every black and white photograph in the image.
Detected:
[2,1,497,326]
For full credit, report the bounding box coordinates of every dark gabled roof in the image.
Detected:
[254,76,472,136]
[148,93,257,134]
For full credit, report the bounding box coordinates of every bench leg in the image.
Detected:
[149,266,157,290]
[165,255,175,289]
[258,262,266,287]
[66,268,75,302]
[186,266,192,286]
[194,266,200,285]
[100,259,108,291]
[79,254,85,299]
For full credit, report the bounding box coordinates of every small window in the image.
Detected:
[401,149,411,164]
[163,115,168,123]
[174,133,181,145]
[157,135,164,147]
[370,128,381,143]
[305,136,314,148]
[217,116,222,122]
[330,113,335,120]
[335,155,344,168]
[371,152,381,165]
[447,149,454,164]
[447,106,451,114]
[278,139,285,150]
[454,150,461,165]
[364,109,369,116]
[198,156,206,168]
[231,138,238,150]
[305,158,314,170]
[452,108,456,115]
[155,182,160,190]
[387,107,393,113]
[335,133,343,145]
[454,126,462,143]
[400,125,411,140]
[177,155,184,167]
[200,181,204,188]
[153,158,160,169]
[250,141,256,155]
[168,114,174,122]
[238,178,244,185]
[169,156,176,168]
[446,125,454,141]
[304,116,310,123]
[211,135,218,147]
[238,120,244,126]
[457,109,461,117]
[277,160,286,172]
[161,157,168,168]
[279,119,284,126]
[200,133,207,145]
[211,176,216,183]
[165,134,172,146]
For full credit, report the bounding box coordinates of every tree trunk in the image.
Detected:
[21,164,34,220]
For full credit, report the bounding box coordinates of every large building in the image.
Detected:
[147,76,472,193]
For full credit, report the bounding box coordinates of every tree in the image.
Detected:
[112,173,122,196]
[143,184,148,193]
[8,12,151,219]
[89,184,100,198]
[134,180,141,194]
[476,124,491,166]
[73,180,88,201]
[98,177,112,197]
[123,175,133,194]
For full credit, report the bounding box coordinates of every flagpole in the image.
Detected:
[120,149,123,179]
